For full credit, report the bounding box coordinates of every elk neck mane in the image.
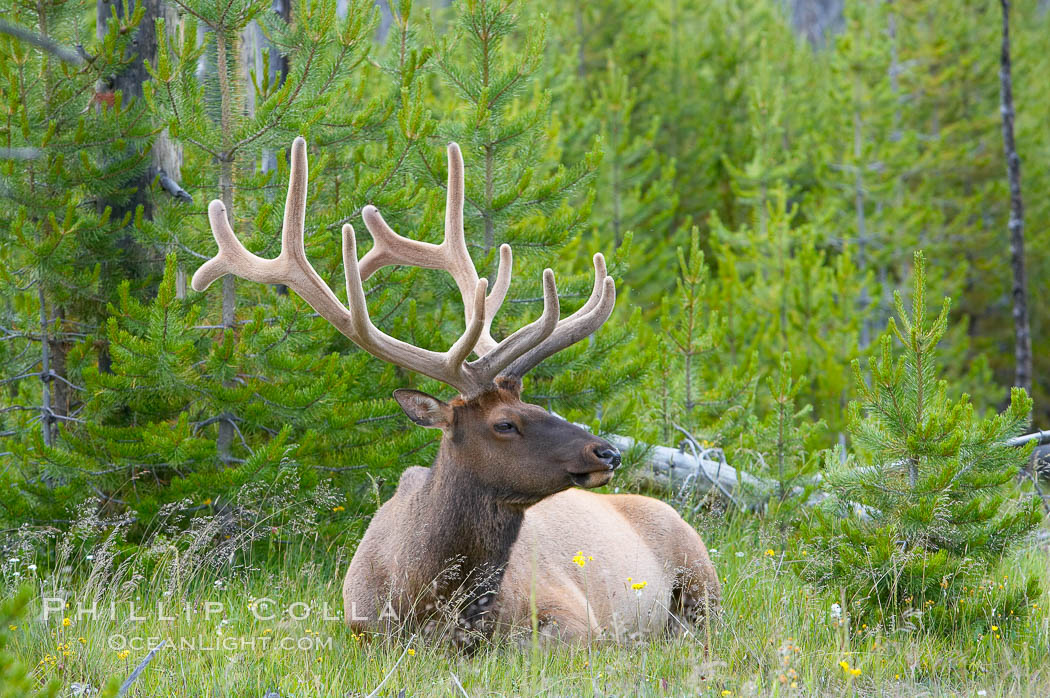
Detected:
[400,387,536,600]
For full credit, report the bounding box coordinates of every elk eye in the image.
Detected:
[493,421,518,434]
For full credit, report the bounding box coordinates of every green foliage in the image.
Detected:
[651,226,756,447]
[740,352,824,531]
[0,588,59,698]
[801,252,1043,629]
[0,0,155,452]
[0,0,1046,610]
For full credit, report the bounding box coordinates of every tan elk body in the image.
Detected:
[192,137,720,645]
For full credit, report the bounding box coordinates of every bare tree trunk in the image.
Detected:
[786,0,844,49]
[997,0,1033,394]
[97,0,187,325]
[37,288,53,447]
[215,28,237,463]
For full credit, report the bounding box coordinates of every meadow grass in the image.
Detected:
[3,509,1049,696]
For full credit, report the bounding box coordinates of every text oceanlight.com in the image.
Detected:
[106,634,333,652]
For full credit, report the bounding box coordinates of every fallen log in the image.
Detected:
[596,426,1050,508]
[603,432,764,505]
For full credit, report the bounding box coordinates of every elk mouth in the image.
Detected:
[569,467,615,489]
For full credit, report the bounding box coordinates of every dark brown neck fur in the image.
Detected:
[412,454,526,590]
[405,448,527,644]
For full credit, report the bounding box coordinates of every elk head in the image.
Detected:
[191,137,619,501]
[393,378,621,503]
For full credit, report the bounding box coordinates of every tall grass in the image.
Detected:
[2,501,1048,696]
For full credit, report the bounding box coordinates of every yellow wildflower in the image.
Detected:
[62,617,71,627]
[764,549,775,557]
[117,650,130,660]
[78,637,86,644]
[572,551,593,568]
[407,648,415,656]
[203,498,212,506]
[631,581,648,591]
[991,625,999,632]
[8,625,16,631]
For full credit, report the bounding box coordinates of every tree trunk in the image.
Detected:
[215,27,237,463]
[244,0,291,293]
[997,0,1033,395]
[38,288,53,447]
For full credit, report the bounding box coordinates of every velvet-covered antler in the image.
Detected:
[191,137,615,396]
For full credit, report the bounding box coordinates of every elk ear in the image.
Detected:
[494,375,522,396]
[393,389,453,429]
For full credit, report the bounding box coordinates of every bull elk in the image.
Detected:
[191,137,720,646]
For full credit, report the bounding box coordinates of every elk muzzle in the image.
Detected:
[568,440,621,489]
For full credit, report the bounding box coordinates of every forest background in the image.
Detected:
[1,0,1050,695]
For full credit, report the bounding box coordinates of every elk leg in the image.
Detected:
[670,564,721,632]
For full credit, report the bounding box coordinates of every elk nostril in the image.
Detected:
[594,446,621,469]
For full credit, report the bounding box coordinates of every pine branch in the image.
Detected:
[0,20,85,65]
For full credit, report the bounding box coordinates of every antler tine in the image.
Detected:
[467,268,560,381]
[477,243,513,355]
[445,142,513,354]
[357,143,512,357]
[191,137,326,296]
[500,254,617,379]
[342,223,489,393]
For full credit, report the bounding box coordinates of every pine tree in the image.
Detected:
[802,251,1042,629]
[887,1,1021,408]
[740,352,824,532]
[709,187,868,441]
[0,0,440,526]
[651,227,757,448]
[583,55,678,306]
[412,0,643,431]
[0,0,153,488]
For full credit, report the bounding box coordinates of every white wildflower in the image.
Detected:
[830,603,842,620]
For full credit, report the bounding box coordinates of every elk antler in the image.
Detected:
[355,142,616,383]
[190,137,615,397]
[358,143,512,357]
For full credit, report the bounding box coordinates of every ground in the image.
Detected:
[4,512,1049,697]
